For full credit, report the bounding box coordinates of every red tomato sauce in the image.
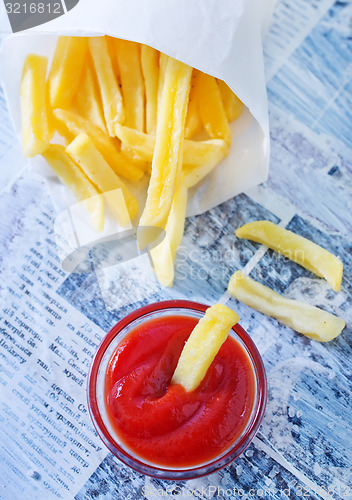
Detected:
[105,315,255,468]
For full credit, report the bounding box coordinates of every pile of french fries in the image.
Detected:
[20,36,243,286]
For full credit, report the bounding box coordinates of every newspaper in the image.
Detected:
[0,0,347,498]
[0,171,108,498]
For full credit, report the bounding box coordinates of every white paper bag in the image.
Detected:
[0,0,269,216]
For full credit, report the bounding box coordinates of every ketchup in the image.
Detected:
[104,315,255,468]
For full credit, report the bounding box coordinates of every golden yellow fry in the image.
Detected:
[228,271,345,342]
[172,304,239,391]
[66,133,139,225]
[236,221,343,292]
[113,39,148,170]
[138,57,192,249]
[150,184,188,287]
[141,44,159,134]
[185,70,202,138]
[197,71,232,144]
[66,98,80,117]
[53,109,144,181]
[48,36,87,109]
[120,144,149,172]
[106,36,120,81]
[157,52,168,121]
[182,139,228,166]
[76,61,107,133]
[20,54,50,157]
[114,123,153,160]
[181,139,229,188]
[115,39,145,131]
[89,37,124,136]
[42,144,104,232]
[217,79,243,122]
[115,123,227,172]
[102,189,131,230]
[152,51,169,178]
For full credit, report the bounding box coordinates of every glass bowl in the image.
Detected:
[87,300,267,480]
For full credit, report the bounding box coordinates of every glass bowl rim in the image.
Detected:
[87,299,267,480]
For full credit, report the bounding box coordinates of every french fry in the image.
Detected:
[121,145,149,172]
[76,61,107,134]
[66,133,139,226]
[185,70,202,138]
[115,123,227,173]
[48,37,87,109]
[228,271,345,342]
[101,189,131,230]
[113,39,148,170]
[181,139,229,188]
[197,70,232,144]
[138,57,192,249]
[113,123,155,160]
[182,138,228,167]
[149,184,188,287]
[20,54,51,157]
[42,144,104,232]
[141,44,159,134]
[88,37,124,136]
[235,221,343,292]
[115,39,145,131]
[106,36,120,82]
[157,52,169,120]
[53,109,144,182]
[217,79,243,122]
[172,304,239,391]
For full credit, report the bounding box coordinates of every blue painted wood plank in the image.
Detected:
[267,1,352,149]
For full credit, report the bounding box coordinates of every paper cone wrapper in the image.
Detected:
[0,0,269,219]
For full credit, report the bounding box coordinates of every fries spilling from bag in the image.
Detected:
[20,36,243,286]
